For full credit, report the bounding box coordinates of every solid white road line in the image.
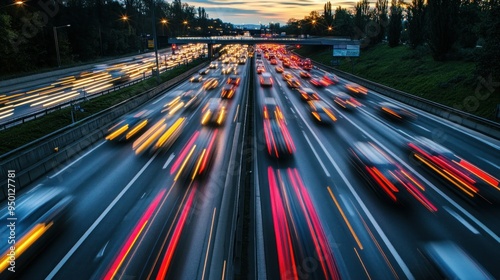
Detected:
[289,98,415,280]
[49,141,106,179]
[444,206,480,235]
[46,153,158,279]
[162,153,175,169]
[302,131,331,177]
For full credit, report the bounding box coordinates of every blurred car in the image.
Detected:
[201,98,227,126]
[282,71,293,81]
[260,73,273,87]
[92,64,108,73]
[198,68,210,75]
[203,78,219,90]
[221,67,232,75]
[310,76,329,87]
[298,87,319,101]
[0,187,73,277]
[256,59,264,66]
[379,102,417,120]
[256,65,265,74]
[421,241,493,280]
[227,75,241,86]
[221,84,236,99]
[307,100,337,124]
[299,71,312,79]
[105,110,152,141]
[263,99,295,158]
[345,83,368,96]
[275,66,284,73]
[270,58,278,65]
[350,141,436,209]
[109,70,130,84]
[323,73,339,85]
[209,61,218,69]
[190,75,203,82]
[286,77,301,89]
[408,136,500,201]
[170,129,219,182]
[179,90,202,110]
[334,92,361,110]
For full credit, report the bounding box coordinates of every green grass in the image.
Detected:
[295,44,499,120]
[0,60,205,155]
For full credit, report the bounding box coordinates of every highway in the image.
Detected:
[2,44,499,280]
[0,45,207,125]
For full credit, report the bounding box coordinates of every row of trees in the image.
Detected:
[281,0,499,76]
[0,0,232,75]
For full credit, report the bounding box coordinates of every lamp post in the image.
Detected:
[161,19,167,36]
[53,24,70,67]
[151,0,160,81]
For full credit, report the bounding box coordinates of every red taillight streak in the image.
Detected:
[458,159,500,190]
[200,129,218,174]
[268,167,298,279]
[156,188,196,279]
[265,120,279,157]
[263,120,272,155]
[432,156,476,185]
[279,120,296,153]
[372,168,399,193]
[288,169,340,280]
[104,189,166,280]
[170,130,200,175]
[393,170,438,212]
[366,167,398,201]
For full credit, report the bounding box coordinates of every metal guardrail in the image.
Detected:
[292,51,500,140]
[0,58,200,131]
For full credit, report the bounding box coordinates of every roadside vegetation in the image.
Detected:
[295,44,499,120]
[0,59,204,155]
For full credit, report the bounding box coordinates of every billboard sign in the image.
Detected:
[333,44,360,57]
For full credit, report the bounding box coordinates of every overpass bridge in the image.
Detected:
[168,36,360,59]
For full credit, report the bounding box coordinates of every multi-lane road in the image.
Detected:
[0,44,207,125]
[2,44,499,279]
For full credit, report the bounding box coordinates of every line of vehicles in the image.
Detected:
[4,42,498,279]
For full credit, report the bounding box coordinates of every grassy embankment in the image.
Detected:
[0,60,204,155]
[295,44,499,120]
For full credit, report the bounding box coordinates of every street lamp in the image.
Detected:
[161,19,167,36]
[53,24,70,67]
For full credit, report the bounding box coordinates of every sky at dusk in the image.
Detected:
[186,0,362,25]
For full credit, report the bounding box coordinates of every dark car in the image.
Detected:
[379,102,417,120]
[105,110,152,142]
[408,136,500,202]
[201,98,227,126]
[333,92,361,110]
[350,141,436,210]
[307,100,337,124]
[298,87,319,101]
[170,128,219,182]
[0,187,73,277]
[263,99,295,158]
[221,84,236,99]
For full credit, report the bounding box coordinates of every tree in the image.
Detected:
[457,0,481,48]
[477,1,500,78]
[387,0,403,47]
[407,0,426,49]
[373,0,389,44]
[333,6,353,37]
[427,0,460,61]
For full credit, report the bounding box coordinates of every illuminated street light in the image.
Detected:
[15,0,23,5]
[121,15,128,21]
